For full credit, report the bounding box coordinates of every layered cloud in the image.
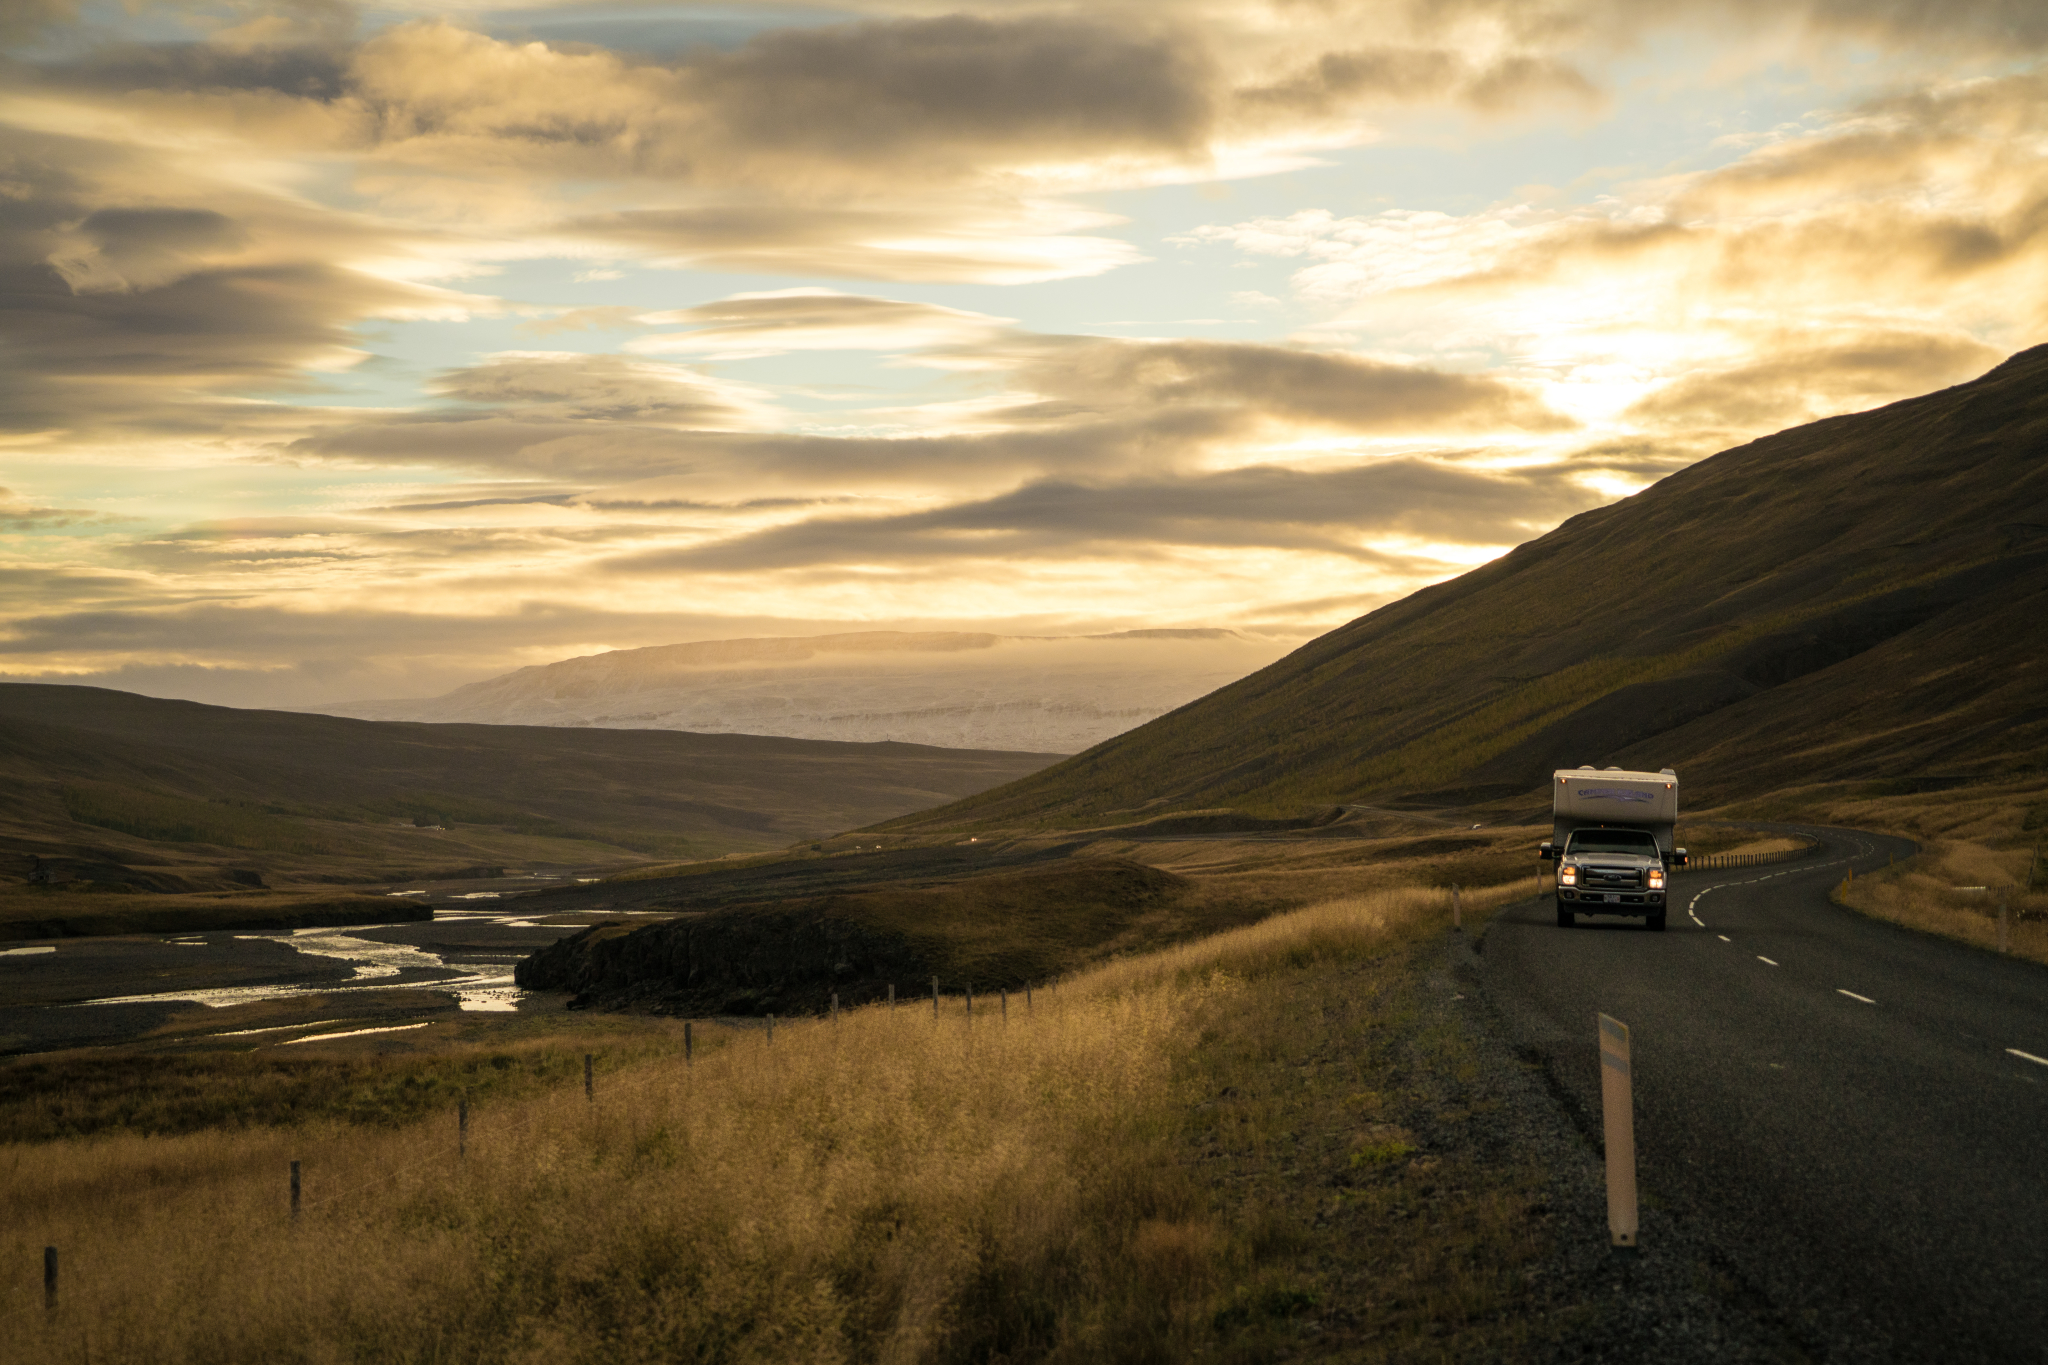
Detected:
[1196,69,2048,444]
[611,459,1594,574]
[1,0,2043,705]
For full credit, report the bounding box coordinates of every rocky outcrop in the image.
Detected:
[516,858,1191,1016]
[520,910,934,1016]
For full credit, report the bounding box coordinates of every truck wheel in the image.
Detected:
[1648,911,1667,932]
[1556,903,1574,928]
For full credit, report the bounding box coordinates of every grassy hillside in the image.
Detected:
[885,346,2048,832]
[0,685,1063,897]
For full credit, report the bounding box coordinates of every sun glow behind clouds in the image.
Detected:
[1,3,2044,704]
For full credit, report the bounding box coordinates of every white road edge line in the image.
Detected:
[1837,989,1876,1004]
[2007,1048,2048,1068]
[1758,956,1779,966]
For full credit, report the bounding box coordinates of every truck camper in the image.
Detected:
[1537,766,1687,930]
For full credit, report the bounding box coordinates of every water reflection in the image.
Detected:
[76,917,548,1014]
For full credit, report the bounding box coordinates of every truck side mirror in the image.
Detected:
[1538,842,1556,861]
[1673,848,1688,866]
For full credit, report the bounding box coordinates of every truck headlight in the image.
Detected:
[1647,868,1666,890]
[1560,865,1577,885]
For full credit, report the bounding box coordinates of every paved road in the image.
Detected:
[1479,825,2048,1363]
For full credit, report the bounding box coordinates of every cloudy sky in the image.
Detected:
[3,0,2044,707]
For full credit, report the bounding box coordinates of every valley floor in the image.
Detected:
[0,880,1836,1364]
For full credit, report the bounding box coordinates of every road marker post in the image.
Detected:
[1598,1014,1639,1253]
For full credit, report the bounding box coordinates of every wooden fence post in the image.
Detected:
[685,1020,693,1065]
[767,1015,775,1045]
[888,984,896,1008]
[290,1160,301,1221]
[932,977,939,1017]
[584,1054,594,1102]
[1453,884,1462,932]
[1001,988,1008,1020]
[831,992,839,1023]
[458,1100,467,1160]
[2000,896,2010,954]
[966,984,974,1018]
[43,1246,56,1313]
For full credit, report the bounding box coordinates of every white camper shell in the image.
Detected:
[1552,767,1679,859]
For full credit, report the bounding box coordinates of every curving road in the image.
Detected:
[1479,825,2048,1363]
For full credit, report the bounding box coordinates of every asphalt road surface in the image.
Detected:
[1480,825,2048,1363]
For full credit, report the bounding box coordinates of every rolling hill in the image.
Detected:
[0,685,1063,892]
[883,344,2048,832]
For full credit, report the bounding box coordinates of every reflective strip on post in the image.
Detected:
[1598,1013,1638,1251]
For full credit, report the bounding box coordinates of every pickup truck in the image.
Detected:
[1538,766,1688,931]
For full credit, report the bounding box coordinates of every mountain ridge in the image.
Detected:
[311,628,1291,754]
[881,345,2048,830]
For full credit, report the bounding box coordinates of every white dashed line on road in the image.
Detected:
[1758,956,1779,966]
[2007,1049,2048,1068]
[1718,935,1731,942]
[1838,989,1877,1005]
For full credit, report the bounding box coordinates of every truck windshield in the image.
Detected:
[1568,830,1659,855]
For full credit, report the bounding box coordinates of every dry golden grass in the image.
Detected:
[1714,837,1807,858]
[1837,846,2048,967]
[1,885,1538,1364]
[1803,777,2048,967]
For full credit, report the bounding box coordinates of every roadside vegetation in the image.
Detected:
[1814,779,2048,968]
[2,881,1555,1365]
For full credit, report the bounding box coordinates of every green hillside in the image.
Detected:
[886,346,2048,831]
[0,686,1063,891]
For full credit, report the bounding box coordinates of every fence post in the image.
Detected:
[1453,884,1462,933]
[2000,897,2010,954]
[1001,988,1008,1020]
[1026,983,1033,1011]
[888,983,896,1008]
[458,1100,467,1160]
[932,977,939,1017]
[1598,1015,1637,1252]
[685,1020,693,1065]
[767,1015,775,1045]
[966,984,973,1018]
[290,1160,301,1221]
[584,1054,594,1102]
[831,992,839,1023]
[43,1246,56,1313]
